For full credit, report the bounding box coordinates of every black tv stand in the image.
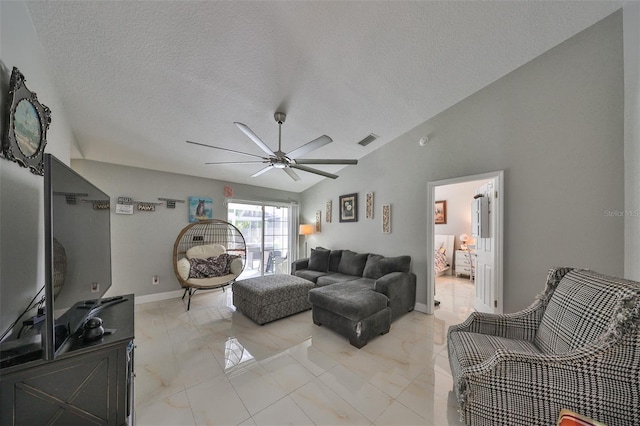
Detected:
[0,294,135,425]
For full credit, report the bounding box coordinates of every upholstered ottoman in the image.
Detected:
[232,275,315,325]
[308,280,391,348]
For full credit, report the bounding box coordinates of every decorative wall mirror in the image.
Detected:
[2,67,51,175]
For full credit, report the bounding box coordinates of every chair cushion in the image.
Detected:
[316,273,362,287]
[534,269,632,354]
[186,244,226,259]
[337,250,368,276]
[362,254,411,279]
[308,248,330,272]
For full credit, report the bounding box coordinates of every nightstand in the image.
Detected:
[455,249,475,280]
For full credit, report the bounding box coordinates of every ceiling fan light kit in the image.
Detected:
[187,112,358,181]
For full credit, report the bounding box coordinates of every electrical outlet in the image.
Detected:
[91,282,100,293]
[152,275,159,285]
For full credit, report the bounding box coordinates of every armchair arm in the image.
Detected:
[455,339,637,424]
[448,301,545,341]
[291,258,309,274]
[373,272,416,321]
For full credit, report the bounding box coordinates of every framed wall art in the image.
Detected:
[189,197,213,222]
[316,210,321,232]
[382,204,391,233]
[435,200,447,225]
[365,192,374,220]
[2,67,51,175]
[326,200,332,223]
[339,193,358,223]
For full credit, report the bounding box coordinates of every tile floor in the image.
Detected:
[134,275,474,425]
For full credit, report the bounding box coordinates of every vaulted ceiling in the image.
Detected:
[26,1,620,192]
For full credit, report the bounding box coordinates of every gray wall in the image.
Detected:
[624,2,640,281]
[0,2,77,338]
[300,11,625,313]
[71,160,299,298]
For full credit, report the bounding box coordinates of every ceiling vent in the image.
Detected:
[357,133,379,147]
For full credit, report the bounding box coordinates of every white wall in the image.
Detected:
[300,11,625,313]
[0,2,77,338]
[624,2,640,281]
[71,160,299,298]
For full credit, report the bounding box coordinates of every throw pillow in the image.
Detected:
[308,248,330,272]
[328,250,343,272]
[363,254,411,279]
[337,250,369,276]
[188,253,238,278]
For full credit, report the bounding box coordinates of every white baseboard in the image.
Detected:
[135,290,183,305]
[414,302,429,314]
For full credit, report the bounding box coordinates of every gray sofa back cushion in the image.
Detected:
[308,248,330,272]
[534,269,634,354]
[337,250,369,276]
[363,254,411,280]
[316,247,343,272]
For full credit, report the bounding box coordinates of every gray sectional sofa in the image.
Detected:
[292,247,416,347]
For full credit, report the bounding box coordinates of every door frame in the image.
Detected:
[426,170,504,315]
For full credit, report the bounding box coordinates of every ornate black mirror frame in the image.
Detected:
[2,67,51,175]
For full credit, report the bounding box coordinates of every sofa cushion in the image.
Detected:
[534,269,631,355]
[308,248,330,272]
[362,254,411,280]
[308,281,389,322]
[316,273,363,287]
[295,269,330,283]
[337,250,368,276]
[329,250,343,272]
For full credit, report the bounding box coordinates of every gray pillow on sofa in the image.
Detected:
[316,246,343,272]
[308,248,330,272]
[337,250,369,276]
[363,254,411,279]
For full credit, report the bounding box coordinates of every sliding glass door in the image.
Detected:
[227,201,293,278]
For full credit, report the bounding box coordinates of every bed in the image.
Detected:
[434,234,454,276]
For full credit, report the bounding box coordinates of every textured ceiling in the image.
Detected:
[26,1,620,192]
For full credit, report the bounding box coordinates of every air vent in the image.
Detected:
[357,133,379,147]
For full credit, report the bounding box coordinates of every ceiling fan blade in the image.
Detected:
[205,161,267,165]
[251,165,273,178]
[290,164,339,179]
[234,122,276,157]
[294,159,358,165]
[187,140,265,160]
[283,167,301,182]
[287,135,333,159]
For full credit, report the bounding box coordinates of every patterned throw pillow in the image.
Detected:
[189,253,238,278]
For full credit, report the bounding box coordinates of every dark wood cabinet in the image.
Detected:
[0,295,135,425]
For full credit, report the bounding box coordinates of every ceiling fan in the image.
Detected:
[187,112,358,181]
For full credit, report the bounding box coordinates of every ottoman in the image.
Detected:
[308,280,391,348]
[232,275,315,325]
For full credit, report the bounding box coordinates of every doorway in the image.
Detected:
[227,201,293,278]
[427,171,504,315]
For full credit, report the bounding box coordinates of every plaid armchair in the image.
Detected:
[447,267,640,426]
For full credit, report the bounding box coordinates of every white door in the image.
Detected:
[473,181,497,313]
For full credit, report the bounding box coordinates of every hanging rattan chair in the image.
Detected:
[173,219,247,310]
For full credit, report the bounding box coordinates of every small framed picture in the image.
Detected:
[189,197,213,222]
[326,200,332,223]
[365,192,374,220]
[339,193,358,223]
[435,200,447,225]
[382,204,391,233]
[316,210,322,232]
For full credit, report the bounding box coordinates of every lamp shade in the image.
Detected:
[459,233,469,243]
[299,224,314,236]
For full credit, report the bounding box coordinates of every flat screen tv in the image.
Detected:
[44,154,112,360]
